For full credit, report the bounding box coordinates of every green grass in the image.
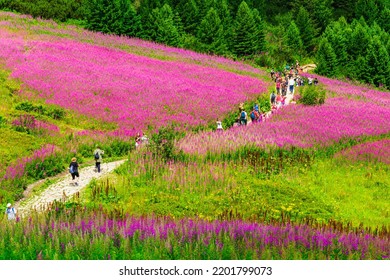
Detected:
[81,150,389,229]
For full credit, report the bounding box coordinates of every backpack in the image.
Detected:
[250,111,255,120]
[94,152,99,160]
[69,165,74,174]
[240,111,246,120]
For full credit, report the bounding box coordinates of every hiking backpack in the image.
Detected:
[94,152,99,160]
[69,165,74,174]
[250,111,255,120]
[240,111,246,120]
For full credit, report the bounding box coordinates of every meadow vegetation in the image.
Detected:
[0,12,388,260]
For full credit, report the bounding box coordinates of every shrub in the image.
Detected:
[298,85,326,106]
[15,101,66,120]
[148,125,182,162]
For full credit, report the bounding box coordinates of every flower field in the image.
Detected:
[1,212,388,260]
[0,11,389,261]
[178,96,390,155]
[0,12,268,136]
[334,139,390,165]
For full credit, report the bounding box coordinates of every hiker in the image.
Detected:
[135,133,141,149]
[239,109,247,126]
[254,105,262,122]
[276,79,281,94]
[270,69,275,80]
[5,203,17,221]
[270,92,276,105]
[93,146,104,173]
[314,77,319,85]
[216,119,223,131]
[249,107,256,123]
[69,157,79,186]
[308,77,313,85]
[288,77,295,94]
[276,94,283,109]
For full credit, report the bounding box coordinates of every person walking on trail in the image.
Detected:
[93,146,104,173]
[270,92,276,105]
[216,119,223,131]
[5,203,17,221]
[288,77,295,94]
[240,109,247,126]
[69,157,79,186]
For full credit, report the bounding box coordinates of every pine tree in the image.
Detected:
[355,0,379,26]
[285,21,303,54]
[365,37,390,87]
[232,1,258,56]
[252,8,265,53]
[378,7,390,33]
[119,0,142,37]
[315,37,338,77]
[153,4,181,46]
[312,0,333,33]
[295,7,317,53]
[197,8,227,54]
[176,0,200,35]
[323,18,349,74]
[348,20,371,61]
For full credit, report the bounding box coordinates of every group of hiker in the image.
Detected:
[67,146,104,186]
[227,61,320,128]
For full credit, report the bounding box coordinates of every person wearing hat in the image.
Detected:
[69,157,80,186]
[5,203,17,221]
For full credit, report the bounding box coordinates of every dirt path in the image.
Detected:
[16,159,127,216]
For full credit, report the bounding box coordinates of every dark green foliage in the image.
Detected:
[252,8,265,53]
[149,4,181,46]
[175,0,200,35]
[285,21,303,54]
[197,8,227,55]
[365,37,390,87]
[295,7,318,53]
[85,0,141,36]
[232,1,258,56]
[15,101,66,120]
[315,37,338,77]
[148,125,181,162]
[298,85,326,106]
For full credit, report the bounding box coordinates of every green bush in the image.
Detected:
[15,101,66,120]
[298,85,326,106]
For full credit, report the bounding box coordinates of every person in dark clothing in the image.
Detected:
[69,157,80,186]
[93,146,104,173]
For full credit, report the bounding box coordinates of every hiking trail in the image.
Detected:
[16,159,127,216]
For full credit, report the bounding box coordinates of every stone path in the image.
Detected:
[17,159,127,216]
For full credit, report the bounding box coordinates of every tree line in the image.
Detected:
[0,0,389,88]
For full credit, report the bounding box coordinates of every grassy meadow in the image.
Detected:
[0,12,389,260]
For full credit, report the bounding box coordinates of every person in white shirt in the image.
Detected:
[288,78,295,94]
[216,119,223,131]
[5,203,17,221]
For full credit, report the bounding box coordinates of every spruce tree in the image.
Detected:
[355,0,379,26]
[176,0,200,35]
[365,37,390,87]
[323,18,349,75]
[312,0,333,33]
[197,7,227,55]
[152,4,181,46]
[252,8,265,53]
[315,37,338,77]
[285,21,303,54]
[295,7,317,53]
[232,1,258,56]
